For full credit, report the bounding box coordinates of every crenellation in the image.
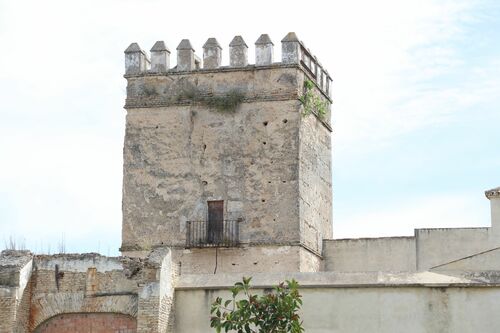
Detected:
[125,43,150,74]
[229,35,248,67]
[202,38,222,69]
[123,33,332,98]
[255,33,274,66]
[150,41,170,73]
[176,39,195,71]
[281,32,301,64]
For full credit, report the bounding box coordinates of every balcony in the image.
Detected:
[186,219,240,248]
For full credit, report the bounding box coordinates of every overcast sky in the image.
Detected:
[0,0,499,255]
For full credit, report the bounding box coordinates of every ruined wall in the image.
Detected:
[0,289,17,333]
[0,250,33,333]
[27,249,175,333]
[28,254,139,332]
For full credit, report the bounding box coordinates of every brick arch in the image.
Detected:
[33,312,136,333]
[29,293,138,331]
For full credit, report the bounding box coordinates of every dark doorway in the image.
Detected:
[208,200,223,243]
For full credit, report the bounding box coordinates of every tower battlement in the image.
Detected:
[124,33,332,99]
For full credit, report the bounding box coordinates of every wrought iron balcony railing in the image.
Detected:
[186,220,240,248]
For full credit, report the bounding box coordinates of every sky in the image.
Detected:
[0,0,499,255]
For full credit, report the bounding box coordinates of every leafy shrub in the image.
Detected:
[210,277,304,333]
[299,79,327,119]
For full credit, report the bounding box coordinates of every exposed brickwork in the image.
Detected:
[137,296,160,332]
[0,251,34,333]
[14,277,32,332]
[33,313,136,333]
[27,255,140,331]
[0,295,16,332]
[28,265,138,331]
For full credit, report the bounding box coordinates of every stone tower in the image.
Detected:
[121,33,332,273]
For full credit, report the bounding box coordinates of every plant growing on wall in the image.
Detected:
[176,86,244,113]
[139,84,158,97]
[299,79,327,119]
[206,89,245,113]
[210,277,305,333]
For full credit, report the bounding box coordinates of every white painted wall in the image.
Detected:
[323,237,416,272]
[415,228,491,270]
[323,227,500,272]
[175,284,500,333]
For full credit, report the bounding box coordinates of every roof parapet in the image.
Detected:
[124,33,333,97]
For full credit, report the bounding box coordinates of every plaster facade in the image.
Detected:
[175,277,500,333]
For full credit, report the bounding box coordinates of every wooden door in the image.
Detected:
[208,201,223,244]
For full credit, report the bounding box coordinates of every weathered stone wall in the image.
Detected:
[33,313,136,333]
[122,64,332,272]
[123,245,321,274]
[0,250,33,333]
[122,35,333,273]
[173,245,322,274]
[14,276,32,333]
[299,100,332,254]
[28,254,139,332]
[123,67,303,251]
[135,248,176,333]
[0,291,16,332]
[24,250,175,333]
[174,271,500,333]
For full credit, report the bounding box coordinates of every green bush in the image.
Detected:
[299,79,327,119]
[210,277,305,333]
